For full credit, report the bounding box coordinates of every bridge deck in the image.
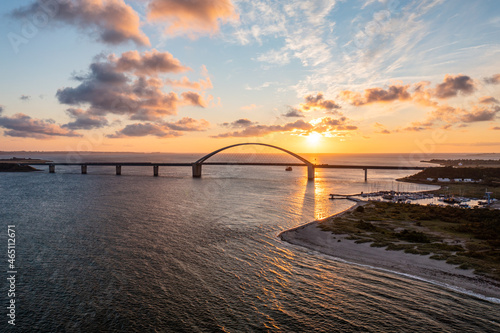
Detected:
[20,162,193,166]
[19,162,425,170]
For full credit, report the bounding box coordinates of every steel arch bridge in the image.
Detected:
[192,143,315,180]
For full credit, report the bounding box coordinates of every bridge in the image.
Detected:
[19,142,426,181]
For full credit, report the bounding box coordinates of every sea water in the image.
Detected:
[0,152,498,332]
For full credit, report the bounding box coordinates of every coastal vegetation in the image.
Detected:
[0,163,39,172]
[424,159,500,167]
[399,166,500,198]
[319,201,500,281]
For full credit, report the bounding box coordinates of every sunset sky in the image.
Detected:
[0,0,499,154]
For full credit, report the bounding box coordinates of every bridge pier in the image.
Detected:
[192,163,202,178]
[81,165,87,174]
[49,165,55,173]
[308,165,315,180]
[153,165,159,177]
[364,168,367,182]
[116,165,121,175]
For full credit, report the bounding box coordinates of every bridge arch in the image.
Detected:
[192,143,315,180]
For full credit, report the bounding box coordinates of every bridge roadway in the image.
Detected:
[20,162,426,180]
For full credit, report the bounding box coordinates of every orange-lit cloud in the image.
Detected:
[12,0,150,46]
[115,50,190,75]
[341,74,499,134]
[213,119,312,138]
[433,74,476,99]
[282,107,305,118]
[339,85,411,105]
[373,122,391,134]
[63,108,108,130]
[147,0,238,37]
[56,50,207,122]
[479,96,499,104]
[108,117,210,138]
[0,107,80,138]
[460,105,500,123]
[213,116,356,138]
[221,118,257,128]
[165,77,213,90]
[484,74,500,85]
[300,93,341,112]
[181,92,208,107]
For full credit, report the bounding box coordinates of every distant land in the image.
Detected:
[423,159,500,167]
[0,157,49,172]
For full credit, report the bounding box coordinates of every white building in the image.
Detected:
[438,178,450,182]
[427,178,434,181]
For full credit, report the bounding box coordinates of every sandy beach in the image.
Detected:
[279,203,500,301]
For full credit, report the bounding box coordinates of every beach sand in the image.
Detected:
[279,204,500,301]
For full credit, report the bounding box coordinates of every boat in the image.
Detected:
[443,197,460,204]
[459,202,470,208]
[285,166,293,171]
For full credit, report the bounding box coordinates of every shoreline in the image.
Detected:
[278,201,500,302]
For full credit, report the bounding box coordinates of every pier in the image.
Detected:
[18,143,426,180]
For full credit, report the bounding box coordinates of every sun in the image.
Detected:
[306,132,322,145]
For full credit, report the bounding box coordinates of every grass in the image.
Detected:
[319,201,500,281]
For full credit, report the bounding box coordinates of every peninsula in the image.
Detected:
[280,201,500,300]
[0,157,49,172]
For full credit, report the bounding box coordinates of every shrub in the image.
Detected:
[355,205,365,213]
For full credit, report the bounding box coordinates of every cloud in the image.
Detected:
[479,96,499,104]
[398,104,499,132]
[163,117,210,131]
[20,95,30,101]
[221,118,257,128]
[115,50,190,75]
[0,111,80,138]
[181,92,208,107]
[108,123,180,138]
[491,127,500,130]
[336,74,497,132]
[460,106,500,123]
[235,0,335,68]
[434,74,476,99]
[147,0,238,37]
[282,107,304,118]
[165,77,213,90]
[256,49,290,65]
[484,74,500,84]
[340,85,411,105]
[108,117,209,138]
[373,122,391,134]
[300,93,341,112]
[213,119,313,138]
[12,0,150,46]
[311,117,358,133]
[56,50,207,121]
[213,116,357,138]
[62,108,108,130]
